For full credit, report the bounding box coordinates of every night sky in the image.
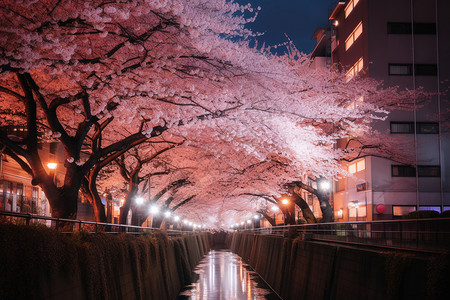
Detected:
[237,0,335,54]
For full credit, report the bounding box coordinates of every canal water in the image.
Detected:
[177,249,281,300]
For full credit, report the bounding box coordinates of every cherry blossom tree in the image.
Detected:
[0,0,427,225]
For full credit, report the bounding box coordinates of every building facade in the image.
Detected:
[0,125,96,221]
[313,0,450,221]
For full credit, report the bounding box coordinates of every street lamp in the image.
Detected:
[47,162,57,184]
[318,179,331,192]
[351,201,359,221]
[149,205,160,215]
[281,199,289,205]
[47,162,57,170]
[135,197,144,205]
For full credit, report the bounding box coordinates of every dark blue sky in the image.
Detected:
[237,0,334,54]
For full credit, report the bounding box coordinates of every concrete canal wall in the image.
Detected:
[0,224,211,300]
[228,233,450,300]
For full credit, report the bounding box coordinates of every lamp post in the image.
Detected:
[351,201,359,221]
[47,162,57,184]
[271,206,279,226]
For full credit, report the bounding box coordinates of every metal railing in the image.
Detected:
[0,211,197,236]
[240,218,450,252]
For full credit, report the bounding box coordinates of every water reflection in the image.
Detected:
[178,249,278,300]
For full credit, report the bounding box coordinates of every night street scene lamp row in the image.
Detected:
[135,196,205,228]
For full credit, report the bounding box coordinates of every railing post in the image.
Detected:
[26,213,31,226]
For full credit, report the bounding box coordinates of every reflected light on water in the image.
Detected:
[178,250,273,300]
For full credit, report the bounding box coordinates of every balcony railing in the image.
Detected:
[0,211,198,236]
[239,218,450,253]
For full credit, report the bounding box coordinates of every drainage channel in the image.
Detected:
[176,249,281,300]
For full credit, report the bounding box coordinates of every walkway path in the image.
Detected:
[177,249,280,300]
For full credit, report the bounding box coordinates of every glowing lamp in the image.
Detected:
[319,180,331,191]
[47,162,57,170]
[135,197,144,205]
[281,199,289,205]
[149,205,160,215]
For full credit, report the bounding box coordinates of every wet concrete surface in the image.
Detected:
[177,249,281,300]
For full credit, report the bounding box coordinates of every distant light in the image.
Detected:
[271,206,279,212]
[174,215,180,222]
[253,214,260,220]
[47,162,57,170]
[334,20,339,26]
[135,197,144,205]
[281,199,289,205]
[241,222,244,225]
[319,180,331,191]
[247,220,251,224]
[183,220,188,224]
[164,210,171,218]
[149,205,160,215]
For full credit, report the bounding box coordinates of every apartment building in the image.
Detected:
[0,125,96,220]
[312,0,450,221]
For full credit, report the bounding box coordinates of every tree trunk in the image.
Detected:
[260,212,276,226]
[291,193,317,224]
[152,216,163,228]
[317,192,334,223]
[38,169,80,220]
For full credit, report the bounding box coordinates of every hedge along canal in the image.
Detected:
[0,224,211,300]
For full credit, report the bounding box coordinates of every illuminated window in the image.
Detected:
[345,22,363,51]
[356,160,365,172]
[347,96,364,109]
[345,0,359,18]
[348,159,365,174]
[349,164,357,174]
[346,57,364,81]
[393,205,416,216]
[419,206,441,213]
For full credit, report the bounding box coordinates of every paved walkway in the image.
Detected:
[177,249,280,300]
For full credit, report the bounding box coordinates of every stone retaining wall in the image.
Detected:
[228,232,450,300]
[0,224,211,300]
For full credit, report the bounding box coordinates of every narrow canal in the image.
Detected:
[177,249,281,300]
